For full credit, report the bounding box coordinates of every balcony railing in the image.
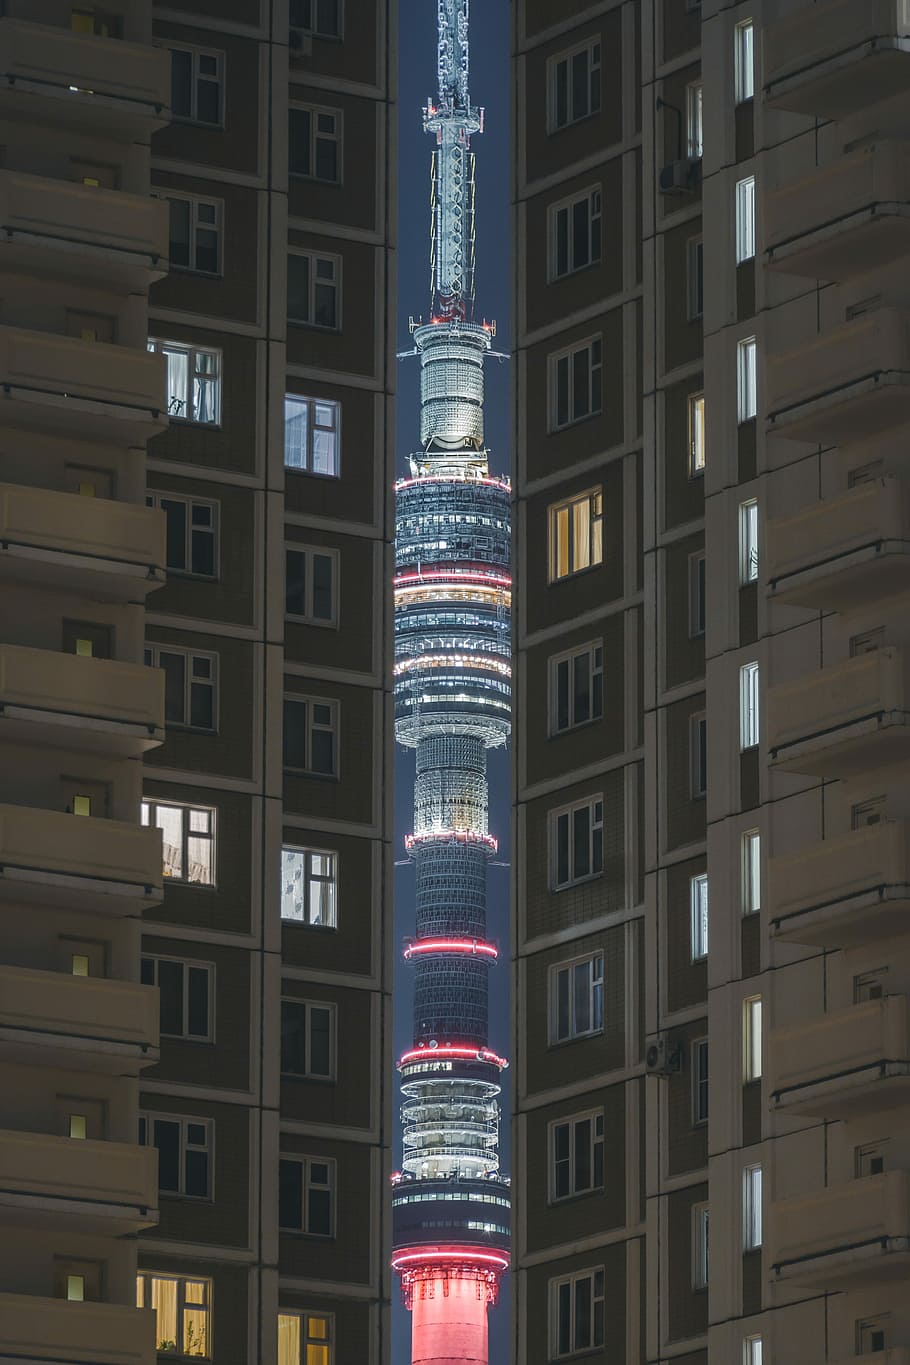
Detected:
[0,1293,155,1365]
[763,0,910,120]
[769,996,910,1118]
[770,821,910,949]
[769,647,910,777]
[0,963,158,1069]
[769,1170,910,1288]
[766,142,910,281]
[767,478,910,611]
[0,1127,157,1233]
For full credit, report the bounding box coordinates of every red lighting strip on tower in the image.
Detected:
[391,1245,510,1273]
[405,829,498,853]
[404,937,498,961]
[399,1043,509,1069]
[396,475,511,492]
[394,568,512,589]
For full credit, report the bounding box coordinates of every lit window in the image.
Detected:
[690,711,707,798]
[739,500,759,584]
[136,1273,211,1358]
[289,0,342,39]
[170,45,223,126]
[688,392,705,475]
[279,1312,334,1365]
[735,21,755,104]
[550,953,603,1044]
[735,177,756,263]
[744,1336,762,1365]
[744,996,762,1081]
[550,1267,604,1357]
[548,488,603,581]
[549,642,603,734]
[551,187,601,278]
[743,1164,762,1249]
[692,1202,709,1288]
[288,252,340,330]
[71,7,121,36]
[148,339,221,424]
[279,1155,335,1236]
[548,40,601,131]
[281,846,337,927]
[740,661,760,750]
[690,873,708,961]
[737,337,757,422]
[66,1274,85,1301]
[692,1038,709,1124]
[285,546,338,625]
[689,551,706,637]
[283,696,338,776]
[686,81,703,158]
[144,646,217,731]
[741,830,760,915]
[145,493,217,577]
[550,338,602,429]
[168,195,222,275]
[284,394,340,476]
[141,799,216,886]
[687,237,704,320]
[141,956,212,1041]
[551,1110,604,1201]
[139,1114,211,1199]
[289,105,341,182]
[280,999,334,1078]
[551,797,603,889]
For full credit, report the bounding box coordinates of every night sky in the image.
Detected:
[393,1,512,1360]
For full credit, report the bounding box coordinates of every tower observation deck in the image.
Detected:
[391,4,510,1363]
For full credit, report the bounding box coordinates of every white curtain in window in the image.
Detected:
[278,1315,301,1365]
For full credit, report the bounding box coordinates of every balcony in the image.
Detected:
[0,483,166,600]
[0,170,168,291]
[0,327,166,442]
[763,0,910,120]
[766,143,910,282]
[0,1293,154,1365]
[0,18,170,136]
[769,1171,910,1288]
[0,644,164,754]
[767,308,910,444]
[0,964,158,1073]
[769,996,910,1118]
[770,821,910,949]
[0,802,162,912]
[767,478,910,611]
[769,647,910,777]
[0,1127,156,1234]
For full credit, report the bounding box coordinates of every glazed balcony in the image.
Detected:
[0,1127,157,1234]
[766,143,910,282]
[0,327,166,442]
[770,821,910,949]
[768,647,910,777]
[763,0,910,120]
[769,1171,910,1288]
[0,1294,154,1365]
[0,802,162,912]
[0,18,169,136]
[0,964,158,1073]
[0,170,168,290]
[767,308,910,444]
[769,995,910,1118]
[0,483,166,600]
[0,643,164,754]
[767,478,910,611]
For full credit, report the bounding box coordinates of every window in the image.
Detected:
[550,642,603,734]
[689,552,706,637]
[551,797,603,889]
[550,338,602,430]
[735,20,755,103]
[287,252,339,329]
[279,1313,334,1365]
[690,712,707,798]
[686,81,704,158]
[281,846,337,927]
[687,237,704,320]
[850,626,885,657]
[737,337,757,422]
[148,339,221,425]
[548,488,603,581]
[71,7,122,36]
[141,800,216,886]
[139,1114,211,1199]
[280,999,334,1078]
[550,1110,604,1201]
[141,956,212,1041]
[170,46,223,126]
[283,697,337,776]
[549,40,601,131]
[688,392,705,475]
[551,1267,604,1357]
[739,499,759,584]
[692,1202,709,1288]
[551,188,601,278]
[735,177,756,264]
[852,796,886,829]
[146,494,217,577]
[169,195,222,275]
[855,1141,888,1177]
[690,873,709,961]
[856,1315,889,1354]
[744,1336,763,1365]
[288,105,341,182]
[692,1038,709,1124]
[740,661,759,750]
[741,830,760,915]
[550,953,604,1044]
[284,394,340,476]
[144,646,217,731]
[744,996,762,1081]
[279,1156,334,1236]
[290,0,341,38]
[743,1164,762,1248]
[854,970,887,1004]
[136,1273,211,1358]
[286,547,337,625]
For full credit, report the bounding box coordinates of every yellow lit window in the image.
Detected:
[71,954,90,976]
[72,795,91,816]
[69,1115,87,1139]
[78,481,96,496]
[548,489,603,582]
[75,638,93,658]
[66,1274,85,1301]
[278,1311,332,1365]
[137,1273,211,1357]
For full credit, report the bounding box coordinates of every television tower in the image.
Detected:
[390,2,511,1363]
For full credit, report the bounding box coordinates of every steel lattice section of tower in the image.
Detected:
[392,3,510,1358]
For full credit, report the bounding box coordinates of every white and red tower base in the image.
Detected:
[392,1248,509,1365]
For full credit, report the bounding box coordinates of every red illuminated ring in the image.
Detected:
[396,475,510,492]
[404,938,498,961]
[391,1245,510,1273]
[394,569,511,589]
[398,1044,508,1069]
[405,830,498,853]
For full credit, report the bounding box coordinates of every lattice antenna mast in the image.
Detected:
[424,0,483,320]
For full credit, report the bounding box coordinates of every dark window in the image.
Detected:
[141,957,211,1041]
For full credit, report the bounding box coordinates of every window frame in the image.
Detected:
[146,492,219,579]
[692,1201,709,1289]
[735,20,755,104]
[547,38,602,133]
[743,1163,763,1249]
[549,1108,605,1203]
[741,829,761,916]
[278,1154,336,1237]
[168,43,224,128]
[550,795,604,891]
[688,551,706,638]
[690,872,709,962]
[167,193,223,277]
[549,337,603,432]
[547,487,604,582]
[138,1112,213,1201]
[690,711,707,799]
[280,997,336,1080]
[739,660,760,750]
[282,695,339,777]
[147,338,222,426]
[692,1037,709,1126]
[739,499,759,585]
[287,250,341,331]
[548,640,604,736]
[141,798,217,887]
[289,0,343,39]
[288,102,343,184]
[144,644,218,733]
[743,1336,763,1365]
[737,336,757,423]
[140,954,214,1043]
[688,391,705,476]
[549,951,604,1045]
[744,995,762,1081]
[550,1265,605,1358]
[735,176,756,264]
[285,544,339,627]
[686,80,704,159]
[280,845,338,928]
[687,236,704,320]
[278,1311,335,1365]
[284,393,341,477]
[549,185,602,280]
[136,1272,212,1359]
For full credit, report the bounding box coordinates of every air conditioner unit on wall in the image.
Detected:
[658,158,700,196]
[645,1035,683,1076]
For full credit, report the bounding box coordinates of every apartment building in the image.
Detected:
[0,3,395,1365]
[510,1,910,1362]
